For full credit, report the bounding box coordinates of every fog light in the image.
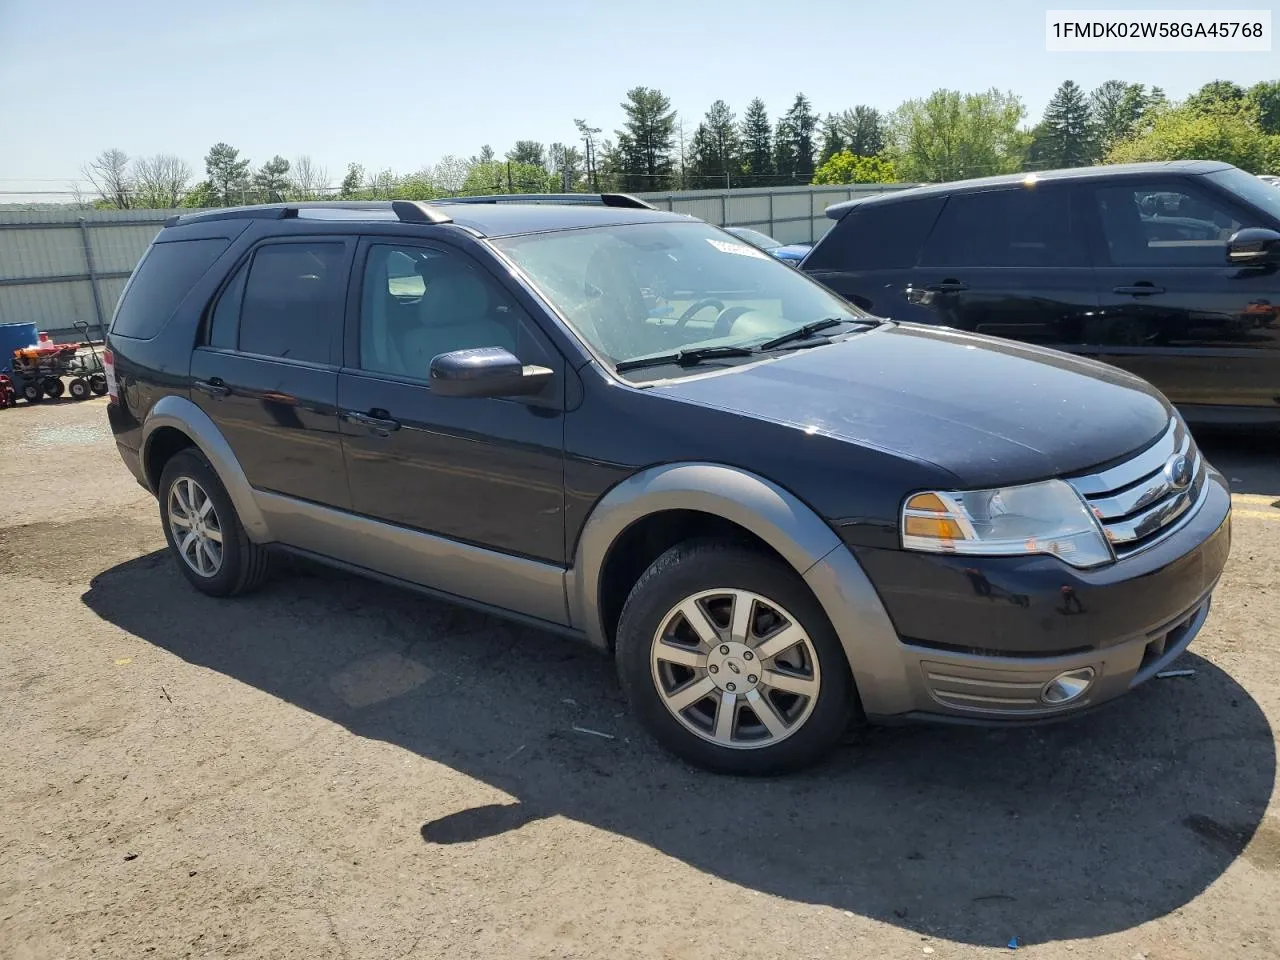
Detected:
[1041,667,1095,705]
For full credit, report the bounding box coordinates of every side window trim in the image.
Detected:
[342,236,558,383]
[198,235,356,368]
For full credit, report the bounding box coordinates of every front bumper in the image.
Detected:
[809,470,1231,722]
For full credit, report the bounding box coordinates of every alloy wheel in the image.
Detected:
[167,476,224,577]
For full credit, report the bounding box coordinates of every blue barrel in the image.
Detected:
[0,322,39,373]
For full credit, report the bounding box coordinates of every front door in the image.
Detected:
[337,239,566,571]
[191,237,353,509]
[1083,177,1280,411]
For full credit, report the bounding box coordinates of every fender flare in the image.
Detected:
[566,463,906,711]
[140,395,271,543]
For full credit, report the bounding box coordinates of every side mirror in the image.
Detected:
[1226,227,1280,266]
[429,346,553,399]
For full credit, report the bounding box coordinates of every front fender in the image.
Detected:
[141,395,271,543]
[568,463,906,710]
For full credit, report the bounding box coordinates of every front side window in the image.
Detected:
[1092,180,1253,267]
[358,244,521,379]
[238,242,347,364]
[491,221,866,371]
[1203,167,1280,224]
[920,187,1079,268]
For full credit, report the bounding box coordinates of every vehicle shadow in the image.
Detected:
[1194,425,1280,498]
[82,553,1275,948]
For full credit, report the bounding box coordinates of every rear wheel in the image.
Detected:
[41,377,64,398]
[21,382,43,404]
[158,450,274,597]
[88,373,108,396]
[67,377,89,400]
[615,539,858,775]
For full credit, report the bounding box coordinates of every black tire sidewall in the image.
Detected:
[616,541,856,775]
[68,379,88,399]
[158,451,249,597]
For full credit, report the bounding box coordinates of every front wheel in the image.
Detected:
[615,539,859,775]
[41,376,65,398]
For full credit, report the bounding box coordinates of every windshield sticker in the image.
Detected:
[705,237,770,260]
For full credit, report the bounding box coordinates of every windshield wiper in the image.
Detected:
[756,317,853,351]
[615,344,757,373]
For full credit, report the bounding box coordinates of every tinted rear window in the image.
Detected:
[805,197,943,271]
[111,238,230,339]
[920,187,1082,268]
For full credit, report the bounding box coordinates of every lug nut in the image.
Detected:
[726,682,736,692]
[743,651,753,661]
[709,664,719,674]
[720,645,730,655]
[748,675,757,684]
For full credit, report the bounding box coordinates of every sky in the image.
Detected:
[1,0,1277,200]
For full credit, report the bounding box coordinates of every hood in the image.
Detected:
[655,323,1172,488]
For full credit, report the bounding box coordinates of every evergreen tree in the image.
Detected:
[818,113,845,165]
[205,142,251,206]
[615,87,677,191]
[740,98,774,183]
[783,94,818,182]
[842,105,886,156]
[1030,80,1097,168]
[340,163,363,198]
[252,155,291,203]
[1090,80,1150,153]
[773,117,796,184]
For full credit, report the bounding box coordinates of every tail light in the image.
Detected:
[103,348,118,403]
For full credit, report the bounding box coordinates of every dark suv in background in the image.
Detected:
[802,161,1280,424]
[105,195,1231,775]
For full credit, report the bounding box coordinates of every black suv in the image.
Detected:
[801,161,1280,424]
[105,194,1231,774]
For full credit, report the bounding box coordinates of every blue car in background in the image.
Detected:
[724,226,812,264]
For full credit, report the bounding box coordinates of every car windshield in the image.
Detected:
[492,221,867,373]
[1206,167,1280,222]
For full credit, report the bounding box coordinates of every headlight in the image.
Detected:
[900,479,1113,568]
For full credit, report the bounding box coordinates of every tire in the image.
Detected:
[158,449,274,597]
[88,373,108,396]
[615,539,859,775]
[22,382,43,404]
[42,377,65,399]
[68,377,89,400]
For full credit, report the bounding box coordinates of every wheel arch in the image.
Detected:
[141,395,270,542]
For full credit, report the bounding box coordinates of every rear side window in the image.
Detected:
[237,242,348,364]
[111,238,230,339]
[920,187,1082,268]
[805,197,943,271]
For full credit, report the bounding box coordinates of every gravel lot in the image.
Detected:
[2,397,1278,960]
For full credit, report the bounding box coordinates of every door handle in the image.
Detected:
[344,410,401,434]
[926,279,969,292]
[1113,283,1165,297]
[193,378,230,399]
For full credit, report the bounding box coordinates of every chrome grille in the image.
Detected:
[1067,418,1207,559]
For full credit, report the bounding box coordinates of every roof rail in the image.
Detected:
[164,200,453,228]
[439,193,656,210]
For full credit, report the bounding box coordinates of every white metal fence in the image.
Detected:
[0,183,915,341]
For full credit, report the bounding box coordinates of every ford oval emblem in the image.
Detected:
[1163,454,1193,491]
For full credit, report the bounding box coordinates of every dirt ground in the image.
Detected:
[1,396,1278,960]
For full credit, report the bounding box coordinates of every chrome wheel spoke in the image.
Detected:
[753,623,806,662]
[728,590,754,644]
[197,496,214,520]
[654,642,704,669]
[169,476,224,578]
[677,598,719,647]
[666,675,716,713]
[713,690,737,742]
[745,689,787,738]
[760,668,818,698]
[169,512,193,530]
[203,523,222,544]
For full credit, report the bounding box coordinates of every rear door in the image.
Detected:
[1083,176,1280,410]
[902,186,1098,347]
[191,237,353,509]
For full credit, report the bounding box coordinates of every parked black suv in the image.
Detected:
[802,161,1280,424]
[105,194,1231,774]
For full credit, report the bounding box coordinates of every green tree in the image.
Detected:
[616,86,677,191]
[548,142,584,191]
[811,150,900,185]
[340,163,364,198]
[507,140,546,169]
[1247,80,1280,134]
[1106,101,1280,173]
[841,106,886,156]
[688,100,740,187]
[891,88,1029,182]
[472,144,496,165]
[782,94,818,183]
[180,180,219,208]
[1185,80,1246,114]
[205,142,251,206]
[772,117,796,184]
[1090,80,1151,153]
[253,155,291,203]
[574,119,602,191]
[740,98,774,183]
[1027,80,1097,169]
[461,160,554,195]
[818,113,845,165]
